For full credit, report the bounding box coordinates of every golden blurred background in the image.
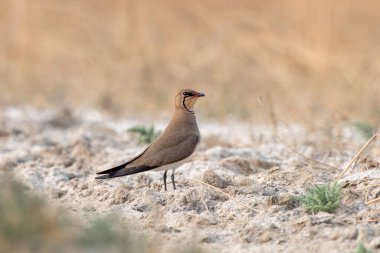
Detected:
[1,0,380,121]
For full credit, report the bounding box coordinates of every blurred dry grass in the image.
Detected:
[0,177,204,253]
[1,0,380,121]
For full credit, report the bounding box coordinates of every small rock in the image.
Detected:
[64,157,76,167]
[180,195,188,205]
[309,212,334,225]
[261,184,280,196]
[370,236,380,249]
[111,187,129,205]
[46,108,79,128]
[81,189,93,197]
[250,159,279,170]
[202,170,226,189]
[132,190,165,212]
[258,231,272,243]
[194,213,219,226]
[82,206,96,212]
[268,192,299,209]
[371,188,380,199]
[80,183,88,190]
[133,203,150,212]
[183,190,204,212]
[267,196,278,206]
[158,225,181,233]
[277,193,292,205]
[201,234,221,243]
[220,156,253,175]
[234,175,252,186]
[52,190,67,199]
[293,216,309,228]
[67,173,77,180]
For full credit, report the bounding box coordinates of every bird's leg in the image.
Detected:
[163,170,168,191]
[171,168,176,190]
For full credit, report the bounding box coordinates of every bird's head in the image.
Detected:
[175,89,205,113]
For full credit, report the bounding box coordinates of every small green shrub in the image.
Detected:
[295,183,341,213]
[352,243,373,253]
[128,125,161,144]
[353,121,377,139]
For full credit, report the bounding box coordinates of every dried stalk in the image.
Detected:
[366,196,380,205]
[335,134,379,182]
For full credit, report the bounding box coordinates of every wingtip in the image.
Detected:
[96,169,114,174]
[95,174,110,180]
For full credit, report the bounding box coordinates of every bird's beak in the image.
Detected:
[196,92,205,97]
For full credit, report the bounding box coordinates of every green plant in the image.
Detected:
[353,121,377,139]
[295,183,342,213]
[352,243,373,253]
[128,125,161,144]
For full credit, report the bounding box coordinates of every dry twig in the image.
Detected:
[367,218,380,222]
[335,134,379,182]
[366,197,380,205]
[258,96,278,135]
[359,217,380,223]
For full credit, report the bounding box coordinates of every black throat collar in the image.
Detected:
[182,97,194,114]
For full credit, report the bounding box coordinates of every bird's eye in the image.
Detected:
[182,92,189,96]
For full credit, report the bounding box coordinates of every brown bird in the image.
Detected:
[96,89,205,190]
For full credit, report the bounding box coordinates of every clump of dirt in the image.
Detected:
[1,107,379,253]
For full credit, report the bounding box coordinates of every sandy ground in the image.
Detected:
[1,107,380,253]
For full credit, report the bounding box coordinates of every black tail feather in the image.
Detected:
[96,162,128,175]
[95,165,156,180]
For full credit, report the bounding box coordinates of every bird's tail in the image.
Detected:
[96,162,128,175]
[95,164,156,180]
[95,162,128,180]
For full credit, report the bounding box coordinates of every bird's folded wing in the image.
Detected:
[141,132,199,167]
[96,132,199,179]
